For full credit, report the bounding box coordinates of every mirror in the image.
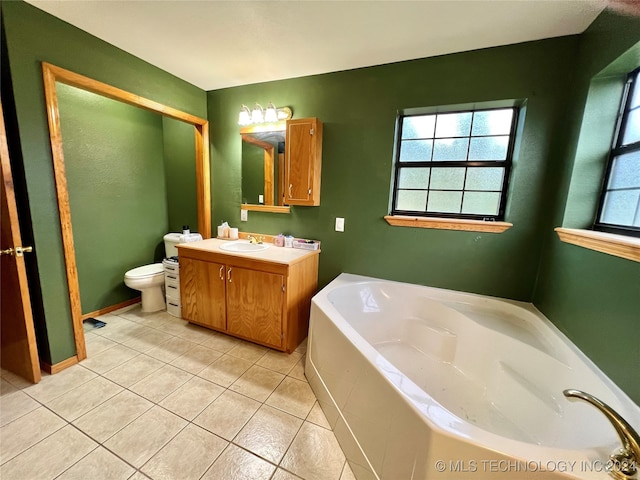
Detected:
[241,123,289,212]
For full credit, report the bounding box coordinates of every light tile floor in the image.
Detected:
[0,305,355,480]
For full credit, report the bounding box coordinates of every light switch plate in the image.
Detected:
[335,217,345,232]
[241,209,248,222]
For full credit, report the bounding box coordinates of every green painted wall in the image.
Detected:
[1,0,206,363]
[208,37,580,299]
[533,11,640,404]
[163,117,199,234]
[58,84,169,314]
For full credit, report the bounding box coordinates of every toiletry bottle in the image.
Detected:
[284,235,294,248]
[217,222,226,238]
[275,234,284,247]
[183,225,190,235]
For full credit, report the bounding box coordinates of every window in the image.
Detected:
[391,107,518,220]
[595,67,640,237]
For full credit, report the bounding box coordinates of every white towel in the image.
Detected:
[179,233,203,243]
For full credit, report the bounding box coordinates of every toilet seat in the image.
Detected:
[125,263,164,279]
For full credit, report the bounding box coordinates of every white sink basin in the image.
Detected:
[219,241,270,252]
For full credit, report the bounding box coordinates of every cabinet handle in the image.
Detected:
[219,265,224,280]
[289,184,293,197]
[227,267,232,283]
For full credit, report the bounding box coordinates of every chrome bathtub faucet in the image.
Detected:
[564,389,640,480]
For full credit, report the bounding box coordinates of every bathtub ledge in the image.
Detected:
[384,215,513,233]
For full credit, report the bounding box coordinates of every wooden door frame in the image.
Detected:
[41,62,211,362]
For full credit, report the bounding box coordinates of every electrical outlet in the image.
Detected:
[241,209,248,222]
[258,194,264,204]
[335,217,345,232]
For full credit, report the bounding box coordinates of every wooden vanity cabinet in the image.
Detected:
[285,118,323,206]
[226,267,284,348]
[178,246,319,353]
[179,257,227,330]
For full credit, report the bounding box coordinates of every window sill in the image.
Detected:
[384,215,513,233]
[555,227,640,263]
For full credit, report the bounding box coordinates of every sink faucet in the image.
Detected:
[564,389,640,479]
[247,235,263,244]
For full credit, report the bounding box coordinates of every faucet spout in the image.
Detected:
[246,235,263,245]
[564,389,640,479]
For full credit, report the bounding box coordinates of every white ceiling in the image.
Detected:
[26,0,609,91]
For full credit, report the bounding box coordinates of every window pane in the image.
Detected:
[468,136,509,160]
[427,191,462,213]
[399,139,433,161]
[471,109,513,136]
[402,115,435,139]
[465,167,504,191]
[600,189,640,226]
[433,138,469,161]
[398,168,430,189]
[430,167,465,190]
[630,72,640,109]
[435,112,472,138]
[396,190,427,211]
[621,109,640,145]
[393,106,517,219]
[607,151,640,190]
[462,192,501,215]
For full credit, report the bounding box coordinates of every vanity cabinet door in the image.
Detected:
[226,266,284,348]
[285,118,322,206]
[180,257,226,330]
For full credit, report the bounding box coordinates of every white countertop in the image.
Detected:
[176,238,320,265]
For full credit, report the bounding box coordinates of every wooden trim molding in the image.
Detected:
[42,62,211,365]
[81,297,140,321]
[240,121,286,135]
[241,204,291,214]
[555,227,640,262]
[384,215,513,233]
[41,355,79,375]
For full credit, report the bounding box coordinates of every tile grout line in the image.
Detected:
[2,366,319,478]
[3,309,322,480]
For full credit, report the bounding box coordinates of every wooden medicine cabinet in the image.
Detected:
[241,117,323,210]
[285,118,323,206]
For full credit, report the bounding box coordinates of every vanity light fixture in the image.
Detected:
[238,105,252,126]
[238,103,293,125]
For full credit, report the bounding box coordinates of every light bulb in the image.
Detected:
[238,105,251,125]
[251,103,264,124]
[264,102,278,123]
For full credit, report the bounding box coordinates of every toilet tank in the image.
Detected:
[163,233,183,258]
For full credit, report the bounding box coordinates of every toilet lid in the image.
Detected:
[125,263,164,278]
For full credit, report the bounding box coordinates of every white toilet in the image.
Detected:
[124,233,182,313]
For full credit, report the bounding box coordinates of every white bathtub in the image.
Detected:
[305,274,640,480]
